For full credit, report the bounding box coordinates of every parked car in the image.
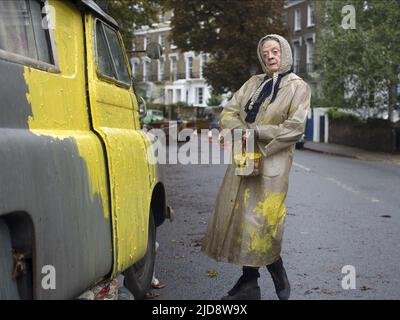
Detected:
[0,0,171,300]
[141,109,165,125]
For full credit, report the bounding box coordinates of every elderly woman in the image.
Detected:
[201,34,311,300]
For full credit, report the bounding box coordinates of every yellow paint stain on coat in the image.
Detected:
[247,226,273,255]
[253,192,286,226]
[22,0,110,218]
[245,192,286,255]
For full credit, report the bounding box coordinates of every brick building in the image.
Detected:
[284,0,318,94]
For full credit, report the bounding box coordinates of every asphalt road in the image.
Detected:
[153,136,400,300]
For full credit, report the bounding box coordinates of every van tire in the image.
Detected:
[123,211,156,300]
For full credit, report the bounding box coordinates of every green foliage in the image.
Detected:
[327,108,361,123]
[314,0,400,118]
[95,0,162,51]
[164,0,286,94]
[207,94,222,106]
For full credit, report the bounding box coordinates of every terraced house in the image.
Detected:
[132,11,211,107]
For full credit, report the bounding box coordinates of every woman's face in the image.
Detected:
[261,39,281,73]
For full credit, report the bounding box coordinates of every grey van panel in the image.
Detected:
[0,59,113,299]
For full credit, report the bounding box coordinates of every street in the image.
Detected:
[153,136,400,300]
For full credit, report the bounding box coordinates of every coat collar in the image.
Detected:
[254,72,301,89]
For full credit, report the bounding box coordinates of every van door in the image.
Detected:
[84,15,153,275]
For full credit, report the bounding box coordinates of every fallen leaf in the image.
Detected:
[206,270,218,278]
[360,286,372,291]
[145,292,161,299]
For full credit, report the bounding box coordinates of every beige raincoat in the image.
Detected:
[202,34,311,266]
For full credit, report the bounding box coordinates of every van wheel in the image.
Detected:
[123,212,156,300]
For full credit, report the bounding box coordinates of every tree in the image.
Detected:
[164,0,286,94]
[95,0,162,51]
[314,0,400,121]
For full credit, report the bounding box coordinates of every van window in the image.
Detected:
[96,21,116,79]
[95,20,131,85]
[0,0,53,64]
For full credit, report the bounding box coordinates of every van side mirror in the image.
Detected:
[146,42,163,60]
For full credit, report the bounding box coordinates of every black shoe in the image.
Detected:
[221,276,261,300]
[267,257,290,300]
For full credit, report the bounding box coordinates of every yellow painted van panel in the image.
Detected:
[85,15,152,275]
[22,0,111,218]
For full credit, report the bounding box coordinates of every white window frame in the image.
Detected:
[159,34,166,49]
[305,39,314,73]
[196,87,204,105]
[142,56,151,81]
[168,53,179,81]
[144,36,150,50]
[294,8,301,31]
[131,57,140,78]
[307,5,315,27]
[187,56,193,79]
[200,52,208,78]
[157,56,165,81]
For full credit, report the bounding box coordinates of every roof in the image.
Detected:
[75,0,119,29]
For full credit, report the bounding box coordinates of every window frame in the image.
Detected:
[94,18,132,89]
[0,0,59,73]
[197,87,204,105]
[294,8,302,31]
[307,5,315,27]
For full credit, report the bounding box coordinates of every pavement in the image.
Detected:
[303,141,400,165]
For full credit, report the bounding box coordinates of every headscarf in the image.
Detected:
[245,34,293,123]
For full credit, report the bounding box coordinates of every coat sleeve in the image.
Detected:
[255,81,311,156]
[220,77,256,131]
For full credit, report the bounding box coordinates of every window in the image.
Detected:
[306,39,314,72]
[144,36,150,50]
[200,53,207,78]
[143,61,150,81]
[159,34,165,49]
[130,58,139,78]
[158,58,165,81]
[307,5,315,27]
[187,56,193,79]
[294,8,301,31]
[96,20,131,84]
[0,0,53,64]
[171,57,178,80]
[175,89,181,102]
[197,87,204,105]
